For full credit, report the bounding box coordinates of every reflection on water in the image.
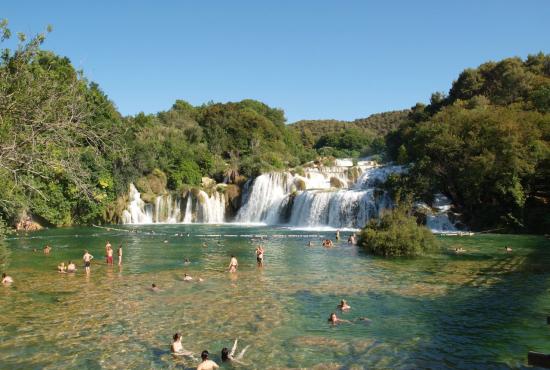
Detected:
[1,225,550,369]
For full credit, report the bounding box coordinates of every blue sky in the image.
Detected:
[3,0,549,122]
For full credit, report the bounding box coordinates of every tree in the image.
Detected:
[359,204,438,257]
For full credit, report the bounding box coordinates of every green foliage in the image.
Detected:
[168,160,202,188]
[290,111,409,158]
[387,53,550,233]
[0,21,124,227]
[0,218,8,270]
[360,205,438,257]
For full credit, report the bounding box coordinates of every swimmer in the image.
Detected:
[170,333,194,356]
[202,242,208,248]
[221,339,250,364]
[228,255,238,273]
[328,312,351,325]
[184,258,191,265]
[197,350,219,370]
[338,299,351,311]
[1,273,14,285]
[505,246,513,253]
[454,247,466,254]
[105,240,112,255]
[83,250,94,274]
[57,262,67,273]
[151,283,160,292]
[117,245,122,266]
[43,245,52,254]
[67,261,77,272]
[183,273,193,281]
[255,245,264,267]
[336,230,340,241]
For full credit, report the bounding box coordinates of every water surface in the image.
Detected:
[1,225,549,369]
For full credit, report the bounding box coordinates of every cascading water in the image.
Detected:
[120,159,459,232]
[121,184,153,224]
[120,187,226,224]
[236,164,398,228]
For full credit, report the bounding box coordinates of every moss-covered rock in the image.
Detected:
[295,178,307,191]
[330,177,346,188]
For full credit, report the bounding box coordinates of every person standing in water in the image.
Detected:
[83,250,94,274]
[105,241,111,256]
[117,245,123,266]
[106,245,114,265]
[336,230,340,241]
[255,246,264,267]
[228,255,238,273]
[197,350,219,370]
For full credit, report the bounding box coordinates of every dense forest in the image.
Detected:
[0,22,548,235]
[290,110,408,158]
[385,53,550,233]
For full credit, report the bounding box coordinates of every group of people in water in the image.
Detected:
[2,230,366,368]
[171,334,250,368]
[169,297,360,367]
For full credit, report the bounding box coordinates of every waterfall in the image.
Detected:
[121,187,226,224]
[236,172,294,223]
[121,184,153,224]
[425,194,457,233]
[196,190,225,223]
[182,195,193,223]
[119,160,459,231]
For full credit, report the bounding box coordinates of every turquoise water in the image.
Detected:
[1,225,550,369]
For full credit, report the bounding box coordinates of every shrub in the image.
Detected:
[360,205,438,257]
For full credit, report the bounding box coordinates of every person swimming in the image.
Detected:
[170,332,194,357]
[183,273,193,281]
[151,283,160,292]
[228,255,238,273]
[43,245,52,254]
[505,246,513,253]
[183,258,191,265]
[328,312,350,325]
[1,273,13,285]
[338,299,351,310]
[197,350,219,370]
[221,339,250,364]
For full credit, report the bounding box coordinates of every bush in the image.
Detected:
[360,205,438,257]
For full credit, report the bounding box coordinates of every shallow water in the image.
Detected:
[1,225,550,369]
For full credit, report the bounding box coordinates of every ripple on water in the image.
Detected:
[1,227,550,369]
